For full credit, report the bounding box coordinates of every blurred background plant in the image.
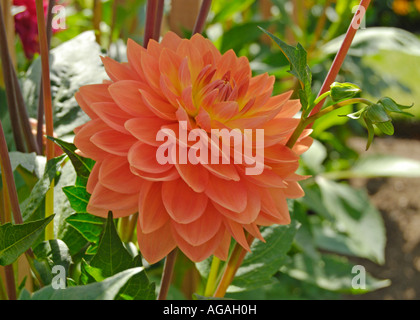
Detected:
[1,0,420,300]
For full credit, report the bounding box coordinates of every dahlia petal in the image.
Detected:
[171,225,225,262]
[159,48,183,88]
[251,91,293,117]
[181,86,196,113]
[108,80,155,117]
[91,129,137,156]
[75,91,98,120]
[125,117,173,147]
[127,38,147,80]
[137,220,176,264]
[98,155,144,194]
[275,99,301,118]
[139,89,177,121]
[138,182,170,233]
[259,188,291,224]
[88,183,138,217]
[205,174,247,213]
[74,119,109,160]
[78,84,113,105]
[86,161,101,194]
[215,49,237,80]
[141,50,161,92]
[175,162,209,193]
[202,162,240,181]
[160,31,182,51]
[211,101,239,120]
[101,56,140,82]
[212,183,260,224]
[130,165,180,181]
[176,39,203,81]
[128,141,173,174]
[213,229,231,261]
[264,144,299,163]
[224,219,251,252]
[161,179,208,224]
[254,211,285,226]
[90,102,131,133]
[283,181,305,199]
[244,223,265,242]
[171,202,222,246]
[160,74,181,106]
[293,136,313,155]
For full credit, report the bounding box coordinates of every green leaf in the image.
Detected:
[0,215,54,266]
[21,155,66,222]
[325,155,420,179]
[62,186,91,214]
[364,113,375,151]
[65,213,106,243]
[22,267,146,300]
[229,220,300,292]
[259,27,312,110]
[375,121,394,136]
[365,104,391,124]
[48,137,95,184]
[22,31,107,139]
[89,212,134,277]
[33,240,72,285]
[313,178,386,265]
[282,253,390,294]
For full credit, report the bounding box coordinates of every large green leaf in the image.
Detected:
[0,215,54,266]
[33,239,72,285]
[311,178,386,264]
[62,186,91,214]
[65,213,105,243]
[282,253,390,294]
[229,220,300,292]
[21,155,66,222]
[324,155,420,179]
[22,267,146,300]
[21,31,107,139]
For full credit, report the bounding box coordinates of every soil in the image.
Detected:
[345,134,420,300]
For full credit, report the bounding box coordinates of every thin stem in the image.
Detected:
[154,0,165,41]
[309,0,371,117]
[0,269,8,300]
[36,0,55,153]
[204,256,221,297]
[213,233,253,298]
[144,0,158,48]
[4,265,16,300]
[0,3,25,152]
[36,0,55,240]
[0,120,23,225]
[157,249,178,300]
[192,0,212,35]
[307,0,332,55]
[108,0,118,50]
[118,212,138,243]
[93,0,102,44]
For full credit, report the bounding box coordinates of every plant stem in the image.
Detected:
[36,0,55,240]
[0,269,8,300]
[309,0,371,118]
[192,0,212,35]
[213,233,253,298]
[36,0,55,153]
[154,0,165,41]
[157,249,178,300]
[204,256,221,297]
[4,265,16,300]
[144,0,158,48]
[93,0,102,44]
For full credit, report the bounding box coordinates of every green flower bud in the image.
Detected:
[330,82,362,101]
[365,104,391,124]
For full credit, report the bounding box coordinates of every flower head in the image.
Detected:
[13,0,55,59]
[74,32,312,264]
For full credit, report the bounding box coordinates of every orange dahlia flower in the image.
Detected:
[74,31,312,264]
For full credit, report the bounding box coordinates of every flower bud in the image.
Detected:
[330,82,361,101]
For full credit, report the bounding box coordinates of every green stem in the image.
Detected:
[204,256,221,297]
[0,270,8,300]
[287,98,372,148]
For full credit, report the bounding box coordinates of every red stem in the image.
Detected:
[144,0,158,48]
[35,0,54,161]
[309,0,371,117]
[192,0,212,35]
[154,0,164,41]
